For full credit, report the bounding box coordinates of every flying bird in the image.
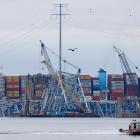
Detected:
[68,48,77,52]
[89,8,94,14]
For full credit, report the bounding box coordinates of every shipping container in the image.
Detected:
[6,76,19,82]
[85,96,91,102]
[20,76,27,99]
[80,75,92,80]
[108,74,123,81]
[92,89,100,101]
[123,73,139,98]
[92,77,100,101]
[7,91,20,98]
[34,91,43,99]
[92,96,100,101]
[92,77,100,91]
[111,95,124,100]
[108,74,124,100]
[98,69,107,91]
[6,85,19,89]
[84,92,92,96]
[82,87,92,94]
[93,91,100,96]
[139,78,140,97]
[125,85,139,97]
[5,76,20,99]
[80,80,92,87]
[0,73,5,98]
[111,90,124,93]
[33,74,48,99]
[110,75,123,79]
[25,74,34,100]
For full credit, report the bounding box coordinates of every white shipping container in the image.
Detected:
[81,80,91,87]
[93,83,99,86]
[93,80,99,84]
[93,91,100,96]
[111,84,124,87]
[111,81,124,90]
[111,75,123,79]
[85,96,92,102]
[111,81,123,84]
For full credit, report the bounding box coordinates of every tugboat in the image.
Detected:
[119,120,140,135]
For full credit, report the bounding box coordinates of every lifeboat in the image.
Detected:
[119,120,140,135]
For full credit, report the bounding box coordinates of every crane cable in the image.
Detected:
[125,54,140,73]
[42,42,80,70]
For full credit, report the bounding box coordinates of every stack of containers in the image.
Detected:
[108,74,124,100]
[92,77,100,101]
[80,75,92,102]
[26,74,34,100]
[33,74,47,100]
[139,78,140,97]
[0,73,5,98]
[5,76,20,99]
[124,73,139,99]
[20,76,27,99]
[98,69,107,100]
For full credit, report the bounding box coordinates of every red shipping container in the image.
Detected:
[92,96,100,101]
[6,81,19,85]
[6,88,19,91]
[111,95,124,100]
[6,85,19,89]
[21,88,26,93]
[125,85,139,96]
[108,75,123,81]
[111,90,124,93]
[80,75,92,80]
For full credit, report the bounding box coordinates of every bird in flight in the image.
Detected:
[89,8,94,14]
[68,48,77,51]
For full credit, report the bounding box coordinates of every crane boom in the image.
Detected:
[40,40,56,76]
[40,40,90,114]
[113,46,137,85]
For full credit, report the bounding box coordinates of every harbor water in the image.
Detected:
[0,118,139,140]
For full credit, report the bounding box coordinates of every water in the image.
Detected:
[0,118,139,140]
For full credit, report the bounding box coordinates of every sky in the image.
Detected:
[0,0,140,76]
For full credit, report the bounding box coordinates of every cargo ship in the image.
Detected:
[0,73,140,117]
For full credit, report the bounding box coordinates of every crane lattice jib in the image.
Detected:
[40,41,55,76]
[40,41,90,113]
[40,41,69,113]
[114,46,137,85]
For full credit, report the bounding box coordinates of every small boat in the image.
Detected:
[119,120,140,135]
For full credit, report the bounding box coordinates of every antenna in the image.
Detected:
[52,3,70,72]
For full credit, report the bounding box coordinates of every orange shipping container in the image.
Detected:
[80,75,92,80]
[5,76,13,81]
[7,91,20,98]
[6,76,19,82]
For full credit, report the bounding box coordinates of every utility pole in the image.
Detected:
[52,4,70,72]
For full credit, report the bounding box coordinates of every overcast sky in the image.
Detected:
[0,0,140,76]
